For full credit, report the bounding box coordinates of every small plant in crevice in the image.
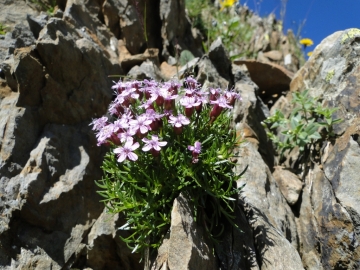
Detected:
[262,89,342,166]
[91,76,246,259]
[179,50,195,66]
[0,23,8,35]
[185,0,255,59]
[30,0,57,15]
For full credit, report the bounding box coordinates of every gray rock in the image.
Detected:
[0,23,36,61]
[26,13,49,39]
[281,28,360,269]
[128,59,162,81]
[273,167,303,205]
[310,164,359,269]
[160,0,203,60]
[195,55,229,89]
[151,193,217,270]
[0,0,38,31]
[36,17,122,123]
[0,123,105,267]
[85,209,143,270]
[209,37,233,83]
[290,29,360,135]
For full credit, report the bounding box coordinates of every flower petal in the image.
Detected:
[158,141,167,147]
[142,145,152,152]
[114,147,123,154]
[131,142,140,150]
[117,153,127,163]
[127,152,138,161]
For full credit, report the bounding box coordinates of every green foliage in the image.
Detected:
[179,50,195,66]
[185,0,255,58]
[30,0,57,15]
[95,79,245,257]
[0,23,7,35]
[263,90,342,157]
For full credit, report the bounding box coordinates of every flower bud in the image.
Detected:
[210,104,223,120]
[185,107,194,118]
[174,126,182,135]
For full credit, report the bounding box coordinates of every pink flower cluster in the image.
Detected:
[91,77,241,163]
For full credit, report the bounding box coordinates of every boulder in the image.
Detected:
[151,193,217,270]
[273,167,304,205]
[278,28,360,269]
[234,59,294,106]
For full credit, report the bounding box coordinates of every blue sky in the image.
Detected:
[243,0,360,52]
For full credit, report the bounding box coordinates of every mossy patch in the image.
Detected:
[341,28,360,44]
[325,69,335,82]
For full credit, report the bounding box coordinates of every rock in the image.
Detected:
[273,167,304,205]
[276,28,360,270]
[36,17,122,123]
[177,57,199,79]
[208,37,233,83]
[26,13,49,39]
[310,164,359,269]
[0,123,105,268]
[151,193,217,270]
[195,56,229,89]
[128,59,163,81]
[118,1,147,55]
[234,59,294,105]
[13,47,45,107]
[0,23,36,61]
[215,204,260,270]
[85,210,143,270]
[232,72,302,267]
[256,51,271,64]
[120,46,160,72]
[160,61,178,80]
[263,50,282,61]
[160,0,203,60]
[235,141,303,269]
[290,29,360,135]
[0,0,39,31]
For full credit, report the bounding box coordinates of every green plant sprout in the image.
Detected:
[263,89,342,159]
[92,77,246,258]
[179,50,195,66]
[30,0,57,15]
[0,23,8,35]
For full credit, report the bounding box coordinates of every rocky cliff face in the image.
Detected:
[0,0,359,269]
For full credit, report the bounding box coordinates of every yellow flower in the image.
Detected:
[299,38,314,47]
[219,0,236,11]
[307,51,313,57]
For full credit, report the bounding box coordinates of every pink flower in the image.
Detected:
[169,114,190,135]
[114,118,129,130]
[209,88,221,101]
[184,76,199,90]
[90,116,108,131]
[188,141,201,163]
[145,109,164,131]
[210,95,233,121]
[118,129,136,143]
[224,90,241,106]
[142,135,167,153]
[188,141,201,153]
[96,123,116,145]
[180,96,201,117]
[168,114,190,128]
[114,138,140,162]
[111,80,125,94]
[129,114,152,135]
